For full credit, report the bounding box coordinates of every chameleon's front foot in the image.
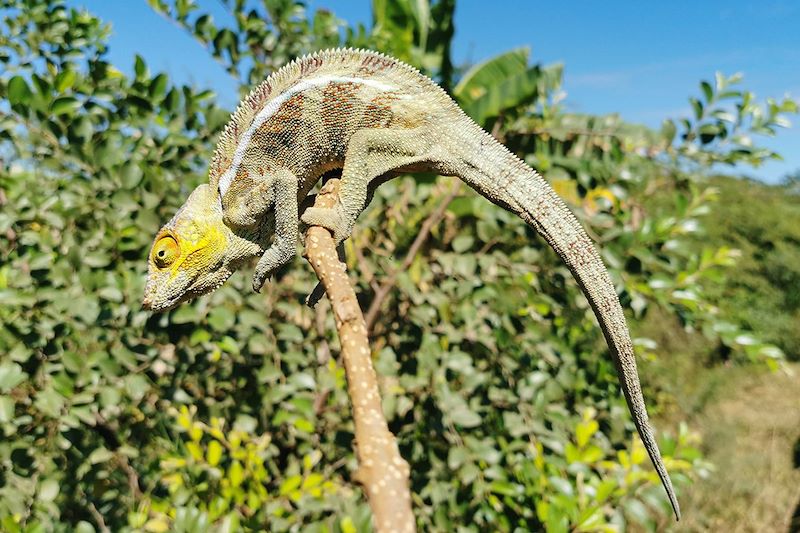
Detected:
[252,241,294,292]
[252,268,270,293]
[301,206,352,244]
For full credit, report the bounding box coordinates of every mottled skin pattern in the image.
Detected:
[142,48,680,520]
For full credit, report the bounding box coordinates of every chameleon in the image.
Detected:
[142,48,680,520]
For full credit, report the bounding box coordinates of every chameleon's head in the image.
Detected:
[142,184,260,312]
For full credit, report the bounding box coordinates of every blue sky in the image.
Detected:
[69,1,800,182]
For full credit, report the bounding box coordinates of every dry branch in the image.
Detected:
[364,181,461,333]
[303,179,416,533]
[363,119,505,334]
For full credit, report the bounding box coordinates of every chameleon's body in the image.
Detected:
[143,49,680,519]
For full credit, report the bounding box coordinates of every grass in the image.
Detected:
[634,170,800,530]
[636,300,800,531]
[676,363,800,531]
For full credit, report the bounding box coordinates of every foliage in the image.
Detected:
[697,175,800,359]
[0,0,795,531]
[662,72,798,167]
[146,0,343,89]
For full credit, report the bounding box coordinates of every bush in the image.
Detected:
[0,0,794,531]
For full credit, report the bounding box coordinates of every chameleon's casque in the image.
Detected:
[143,48,681,520]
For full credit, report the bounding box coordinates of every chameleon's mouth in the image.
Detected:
[142,288,193,313]
[142,268,234,313]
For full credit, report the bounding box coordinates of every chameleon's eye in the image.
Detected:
[153,235,180,268]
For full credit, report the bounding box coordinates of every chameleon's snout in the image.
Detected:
[142,258,237,313]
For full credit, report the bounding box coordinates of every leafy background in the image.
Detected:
[1,1,798,531]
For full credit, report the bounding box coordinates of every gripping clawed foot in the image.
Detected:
[300,206,350,245]
[252,241,293,293]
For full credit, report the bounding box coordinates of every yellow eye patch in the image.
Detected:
[153,235,180,268]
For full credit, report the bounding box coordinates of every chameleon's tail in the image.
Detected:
[449,123,681,521]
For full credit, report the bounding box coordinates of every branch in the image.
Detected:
[78,487,110,533]
[303,179,416,533]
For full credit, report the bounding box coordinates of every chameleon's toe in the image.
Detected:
[252,272,268,293]
[301,206,338,230]
[252,259,274,293]
[301,206,348,242]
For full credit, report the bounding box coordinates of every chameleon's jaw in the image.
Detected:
[142,266,235,313]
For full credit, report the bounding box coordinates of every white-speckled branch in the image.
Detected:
[303,179,415,533]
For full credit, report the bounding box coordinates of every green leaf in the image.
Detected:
[0,362,26,392]
[98,286,123,302]
[279,475,303,495]
[164,87,181,112]
[149,73,169,100]
[548,476,574,496]
[217,335,239,354]
[186,441,203,462]
[171,305,200,324]
[700,80,714,102]
[208,307,235,331]
[451,235,474,253]
[120,163,143,189]
[55,70,77,92]
[406,0,431,50]
[595,479,617,502]
[39,479,59,502]
[576,419,598,447]
[715,71,726,91]
[454,47,529,101]
[489,480,521,497]
[75,521,96,533]
[661,119,677,144]
[449,406,481,428]
[461,65,543,124]
[0,396,14,423]
[51,96,81,115]
[340,517,357,533]
[228,460,244,488]
[689,97,703,120]
[207,439,223,466]
[8,76,32,105]
[293,417,314,432]
[134,54,147,78]
[88,447,114,464]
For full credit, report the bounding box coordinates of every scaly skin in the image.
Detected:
[142,48,681,520]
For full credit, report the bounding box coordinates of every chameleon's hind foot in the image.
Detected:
[301,206,351,244]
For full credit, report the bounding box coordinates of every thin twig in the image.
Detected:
[303,179,415,533]
[81,489,110,533]
[363,118,506,332]
[117,455,142,500]
[364,181,460,333]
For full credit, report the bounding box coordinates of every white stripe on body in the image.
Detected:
[218,75,399,197]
